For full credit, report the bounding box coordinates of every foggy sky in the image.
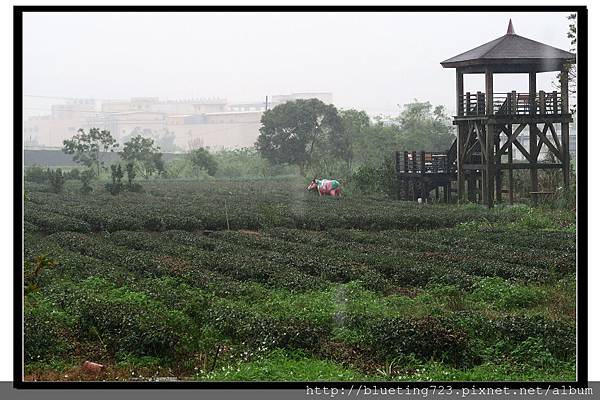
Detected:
[23,11,575,116]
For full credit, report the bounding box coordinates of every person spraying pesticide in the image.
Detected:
[305,177,342,197]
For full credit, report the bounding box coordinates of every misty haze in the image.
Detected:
[21,9,579,384]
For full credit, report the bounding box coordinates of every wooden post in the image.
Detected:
[456,70,464,116]
[402,151,410,200]
[495,139,502,203]
[465,92,471,115]
[422,179,429,203]
[507,124,514,204]
[485,68,495,208]
[552,90,558,115]
[456,71,465,203]
[511,90,517,114]
[539,90,546,115]
[467,172,476,202]
[560,65,571,190]
[457,124,466,202]
[529,72,538,206]
[444,182,450,203]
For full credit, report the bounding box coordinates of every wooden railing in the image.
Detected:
[458,91,564,117]
[396,151,451,174]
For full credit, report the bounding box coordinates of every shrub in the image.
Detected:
[469,277,543,310]
[24,295,76,362]
[25,166,48,183]
[47,168,65,193]
[68,277,199,359]
[363,315,472,366]
[66,169,80,180]
[79,169,95,194]
[105,164,124,195]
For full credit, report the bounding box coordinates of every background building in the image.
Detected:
[23,92,334,152]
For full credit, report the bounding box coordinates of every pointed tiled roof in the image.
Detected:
[441,20,575,73]
[507,19,515,35]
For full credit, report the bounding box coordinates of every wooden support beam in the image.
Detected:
[507,124,514,204]
[495,140,502,203]
[496,123,527,160]
[485,67,495,207]
[548,123,562,154]
[560,64,571,189]
[474,121,486,154]
[513,140,534,163]
[533,124,562,161]
[467,172,476,202]
[529,72,539,206]
[457,124,466,202]
[462,163,564,170]
[456,70,464,116]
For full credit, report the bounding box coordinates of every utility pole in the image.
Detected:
[265,95,268,111]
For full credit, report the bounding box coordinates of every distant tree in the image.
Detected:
[119,135,164,179]
[155,130,182,152]
[62,128,119,176]
[340,109,370,169]
[125,162,136,187]
[105,164,124,195]
[189,148,218,177]
[397,101,454,151]
[47,168,65,193]
[255,99,347,176]
[561,13,577,114]
[79,169,95,194]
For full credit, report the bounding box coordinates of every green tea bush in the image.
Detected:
[25,209,91,233]
[493,315,575,360]
[68,277,199,359]
[362,315,471,366]
[25,166,48,183]
[469,277,543,310]
[24,294,76,362]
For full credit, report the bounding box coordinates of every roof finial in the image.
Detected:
[507,19,515,35]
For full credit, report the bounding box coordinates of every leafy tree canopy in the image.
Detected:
[255,99,348,176]
[62,128,118,176]
[398,100,454,151]
[189,148,218,177]
[119,135,164,179]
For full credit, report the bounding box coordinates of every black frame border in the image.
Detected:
[13,4,589,390]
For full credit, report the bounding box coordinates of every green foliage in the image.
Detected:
[23,179,576,381]
[213,149,270,179]
[119,135,164,179]
[189,148,218,177]
[79,169,95,194]
[256,99,347,176]
[397,101,454,151]
[469,277,543,310]
[25,166,48,183]
[125,162,144,192]
[201,349,367,381]
[47,168,65,193]
[24,255,58,295]
[66,169,80,180]
[105,164,124,195]
[24,294,76,362]
[64,277,199,359]
[346,101,454,169]
[62,128,119,176]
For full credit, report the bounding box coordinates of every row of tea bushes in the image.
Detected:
[25,276,575,370]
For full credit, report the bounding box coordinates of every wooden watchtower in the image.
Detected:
[441,20,575,207]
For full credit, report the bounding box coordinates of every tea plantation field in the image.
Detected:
[23,178,577,382]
